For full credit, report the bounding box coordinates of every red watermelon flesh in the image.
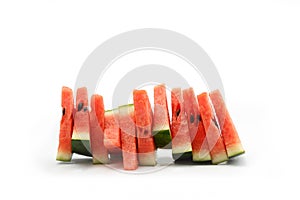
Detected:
[133,90,156,166]
[171,88,192,160]
[76,87,88,109]
[119,104,138,170]
[56,86,74,161]
[209,90,245,158]
[153,84,172,148]
[89,95,109,164]
[153,84,170,129]
[72,87,90,141]
[183,88,211,162]
[104,109,122,153]
[197,92,228,164]
[91,94,105,129]
[61,86,74,119]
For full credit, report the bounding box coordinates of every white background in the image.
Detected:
[1,0,299,199]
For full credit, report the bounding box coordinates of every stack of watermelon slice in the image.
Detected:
[56,84,245,170]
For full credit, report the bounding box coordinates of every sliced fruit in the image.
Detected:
[72,87,90,140]
[119,104,138,170]
[183,88,211,162]
[72,87,91,156]
[104,109,121,152]
[153,84,172,149]
[197,92,228,164]
[171,88,192,161]
[209,90,245,158]
[133,90,156,166]
[56,86,74,161]
[89,94,109,164]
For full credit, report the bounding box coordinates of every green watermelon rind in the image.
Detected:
[72,139,92,157]
[105,108,120,115]
[172,151,193,161]
[153,129,172,149]
[118,104,134,109]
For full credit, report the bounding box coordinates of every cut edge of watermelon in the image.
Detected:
[138,152,157,166]
[172,140,192,161]
[56,151,72,162]
[192,150,211,162]
[92,155,110,164]
[211,151,229,164]
[171,144,192,155]
[226,143,245,158]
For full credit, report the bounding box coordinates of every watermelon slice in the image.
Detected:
[171,88,192,160]
[72,87,90,140]
[153,84,172,149]
[56,86,74,161]
[133,90,156,166]
[209,90,245,158]
[104,109,122,153]
[72,87,91,156]
[89,95,109,164]
[197,92,228,164]
[183,88,211,162]
[119,104,138,170]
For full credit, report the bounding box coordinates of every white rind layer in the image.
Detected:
[72,131,90,140]
[153,124,170,132]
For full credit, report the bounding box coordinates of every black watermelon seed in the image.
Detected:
[212,117,219,129]
[144,130,148,135]
[197,115,201,122]
[83,107,88,112]
[176,109,181,117]
[62,108,65,116]
[190,114,195,123]
[78,102,83,111]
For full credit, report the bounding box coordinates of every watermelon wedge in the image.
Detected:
[171,88,192,160]
[89,94,109,164]
[104,109,122,153]
[56,86,74,161]
[133,90,156,166]
[153,84,172,149]
[119,104,138,170]
[197,92,228,164]
[209,90,245,158]
[72,87,91,156]
[183,88,211,162]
